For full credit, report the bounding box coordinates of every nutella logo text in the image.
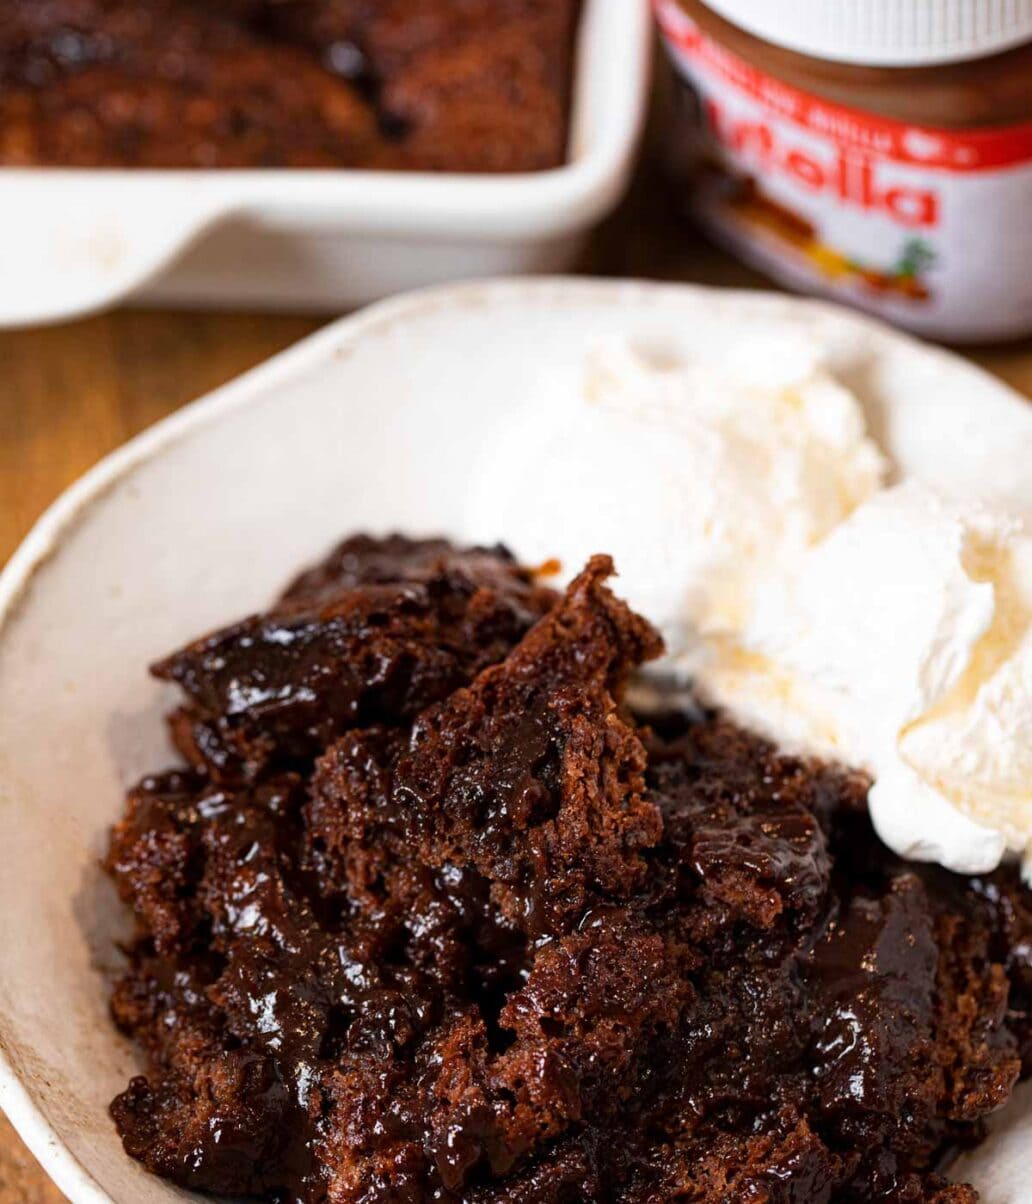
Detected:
[706,99,940,228]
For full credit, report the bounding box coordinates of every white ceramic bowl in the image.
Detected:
[0,0,649,329]
[1,278,1032,1204]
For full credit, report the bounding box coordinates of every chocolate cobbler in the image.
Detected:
[0,1,579,169]
[107,536,1032,1203]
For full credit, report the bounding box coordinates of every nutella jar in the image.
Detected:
[654,0,1032,341]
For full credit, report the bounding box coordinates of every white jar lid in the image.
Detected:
[697,0,1032,65]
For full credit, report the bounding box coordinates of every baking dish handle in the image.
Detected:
[0,174,242,328]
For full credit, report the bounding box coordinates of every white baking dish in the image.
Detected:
[0,0,650,328]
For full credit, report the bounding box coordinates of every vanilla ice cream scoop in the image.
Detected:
[706,483,1032,877]
[466,336,887,652]
[466,337,1032,880]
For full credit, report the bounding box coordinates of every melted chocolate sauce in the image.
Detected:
[107,538,1032,1203]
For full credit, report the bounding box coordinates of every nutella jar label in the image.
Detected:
[655,0,1032,341]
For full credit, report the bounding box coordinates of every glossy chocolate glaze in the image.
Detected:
[108,538,1032,1203]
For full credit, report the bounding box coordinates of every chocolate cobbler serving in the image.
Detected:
[0,1,579,169]
[106,535,1032,1203]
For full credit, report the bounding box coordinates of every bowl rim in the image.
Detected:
[2,275,1030,1204]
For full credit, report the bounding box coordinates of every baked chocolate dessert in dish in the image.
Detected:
[107,536,1032,1203]
[0,0,579,169]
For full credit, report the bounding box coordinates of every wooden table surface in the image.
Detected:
[1,164,1030,1203]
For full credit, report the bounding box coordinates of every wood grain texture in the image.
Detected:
[0,166,1029,1203]
[0,1114,65,1204]
[0,311,322,564]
